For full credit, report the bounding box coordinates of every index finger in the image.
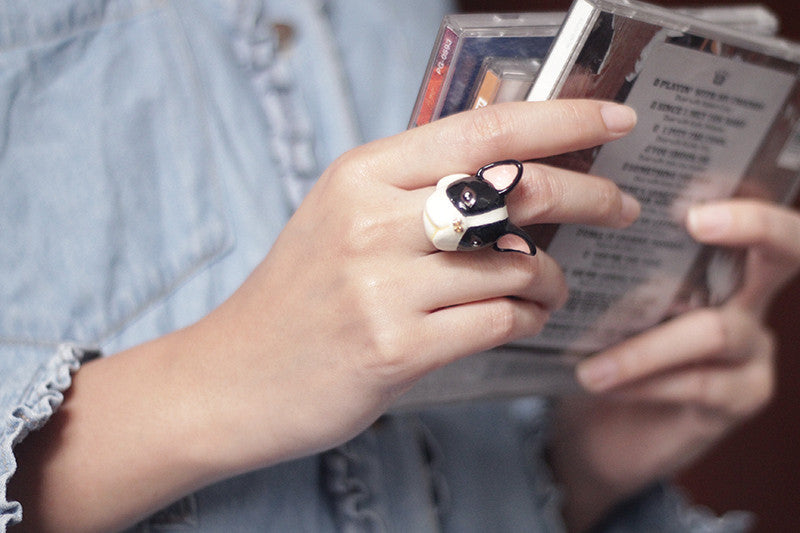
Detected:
[575,307,763,393]
[368,100,638,189]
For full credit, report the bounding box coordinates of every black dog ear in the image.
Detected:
[493,223,536,256]
[476,160,524,196]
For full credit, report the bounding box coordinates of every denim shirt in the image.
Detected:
[0,1,752,531]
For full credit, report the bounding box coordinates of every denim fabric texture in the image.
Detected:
[0,0,752,531]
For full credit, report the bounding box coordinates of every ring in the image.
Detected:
[423,160,536,255]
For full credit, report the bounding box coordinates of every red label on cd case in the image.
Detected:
[415,27,458,126]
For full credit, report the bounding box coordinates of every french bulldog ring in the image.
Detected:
[423,159,536,255]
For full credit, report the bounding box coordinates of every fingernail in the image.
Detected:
[620,192,641,225]
[600,103,638,134]
[576,357,619,392]
[687,204,732,240]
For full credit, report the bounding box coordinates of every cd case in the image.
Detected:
[398,2,800,408]
[409,4,779,128]
[409,11,565,128]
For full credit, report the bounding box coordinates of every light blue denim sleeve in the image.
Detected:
[0,0,451,529]
[0,345,94,526]
[0,1,238,527]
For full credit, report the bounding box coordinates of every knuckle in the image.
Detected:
[463,106,515,153]
[692,371,718,408]
[506,248,539,279]
[354,285,412,373]
[323,150,360,187]
[698,309,729,356]
[370,326,408,371]
[323,146,379,193]
[746,371,774,415]
[592,179,623,222]
[336,205,399,260]
[692,366,774,419]
[485,299,519,343]
[753,363,776,409]
[738,203,787,250]
[524,255,567,311]
[553,100,594,139]
[523,256,545,292]
[747,205,774,242]
[613,352,635,383]
[734,359,776,417]
[339,214,386,257]
[524,165,562,219]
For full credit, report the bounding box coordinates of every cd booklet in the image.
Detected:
[398,1,800,408]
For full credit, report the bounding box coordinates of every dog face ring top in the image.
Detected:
[423,159,536,255]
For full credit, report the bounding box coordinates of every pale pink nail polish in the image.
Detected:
[576,357,619,392]
[600,103,638,134]
[687,204,732,240]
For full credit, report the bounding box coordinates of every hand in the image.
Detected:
[195,100,641,470]
[10,100,641,533]
[550,199,800,531]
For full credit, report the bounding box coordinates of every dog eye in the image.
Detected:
[469,235,483,248]
[460,187,476,208]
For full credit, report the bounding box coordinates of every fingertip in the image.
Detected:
[575,356,620,393]
[599,103,638,135]
[619,192,641,226]
[686,203,732,241]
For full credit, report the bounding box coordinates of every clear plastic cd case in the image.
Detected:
[409,5,779,129]
[409,12,565,128]
[398,2,800,408]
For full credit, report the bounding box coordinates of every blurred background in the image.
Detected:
[456,0,800,530]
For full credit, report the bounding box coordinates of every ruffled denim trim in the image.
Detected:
[227,0,319,210]
[321,431,388,533]
[1,344,97,529]
[590,482,755,533]
[511,398,754,533]
[510,397,569,532]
